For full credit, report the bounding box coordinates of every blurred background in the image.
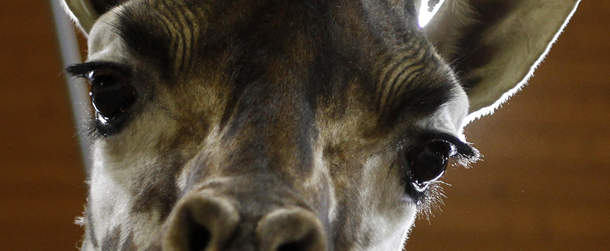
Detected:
[0,1,607,250]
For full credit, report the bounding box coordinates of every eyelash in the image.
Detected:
[66,62,131,78]
[401,133,480,166]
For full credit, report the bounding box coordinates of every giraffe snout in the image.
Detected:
[162,192,328,251]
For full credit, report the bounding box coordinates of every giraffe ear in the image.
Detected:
[423,0,581,123]
[62,0,129,35]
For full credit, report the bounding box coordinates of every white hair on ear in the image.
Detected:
[61,0,101,35]
[418,0,446,27]
[422,0,477,59]
[60,0,80,26]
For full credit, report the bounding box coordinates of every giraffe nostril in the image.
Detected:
[257,208,328,251]
[163,194,239,251]
[184,209,211,251]
[277,240,310,251]
[277,242,299,251]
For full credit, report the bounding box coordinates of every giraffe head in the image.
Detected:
[62,0,579,250]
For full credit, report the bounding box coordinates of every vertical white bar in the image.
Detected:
[50,0,93,176]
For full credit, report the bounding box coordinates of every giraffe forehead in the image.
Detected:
[89,0,458,123]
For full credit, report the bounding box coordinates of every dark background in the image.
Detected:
[1,1,607,250]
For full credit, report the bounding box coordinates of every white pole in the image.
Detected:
[50,0,93,176]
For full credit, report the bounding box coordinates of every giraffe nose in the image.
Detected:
[163,195,240,251]
[162,195,327,251]
[163,194,327,251]
[256,208,328,251]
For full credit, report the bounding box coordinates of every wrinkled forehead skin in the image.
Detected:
[83,0,470,250]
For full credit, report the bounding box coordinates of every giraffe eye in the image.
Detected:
[405,140,456,191]
[88,70,137,120]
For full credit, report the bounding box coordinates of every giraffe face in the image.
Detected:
[62,0,580,250]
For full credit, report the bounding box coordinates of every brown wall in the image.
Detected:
[0,1,87,250]
[0,1,607,250]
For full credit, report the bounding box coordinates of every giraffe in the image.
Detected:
[62,0,580,250]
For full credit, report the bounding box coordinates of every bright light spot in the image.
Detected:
[418,0,446,28]
[97,113,108,124]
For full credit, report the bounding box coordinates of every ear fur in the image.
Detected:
[424,0,581,123]
[62,0,128,35]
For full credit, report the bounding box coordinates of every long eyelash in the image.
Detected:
[65,64,92,78]
[453,147,481,167]
[418,131,481,166]
[417,181,448,221]
[66,62,132,78]
[74,117,102,141]
[86,116,122,138]
[87,120,101,139]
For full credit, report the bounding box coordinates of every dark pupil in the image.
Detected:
[89,74,135,118]
[408,141,452,185]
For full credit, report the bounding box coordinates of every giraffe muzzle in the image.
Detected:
[162,192,328,251]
